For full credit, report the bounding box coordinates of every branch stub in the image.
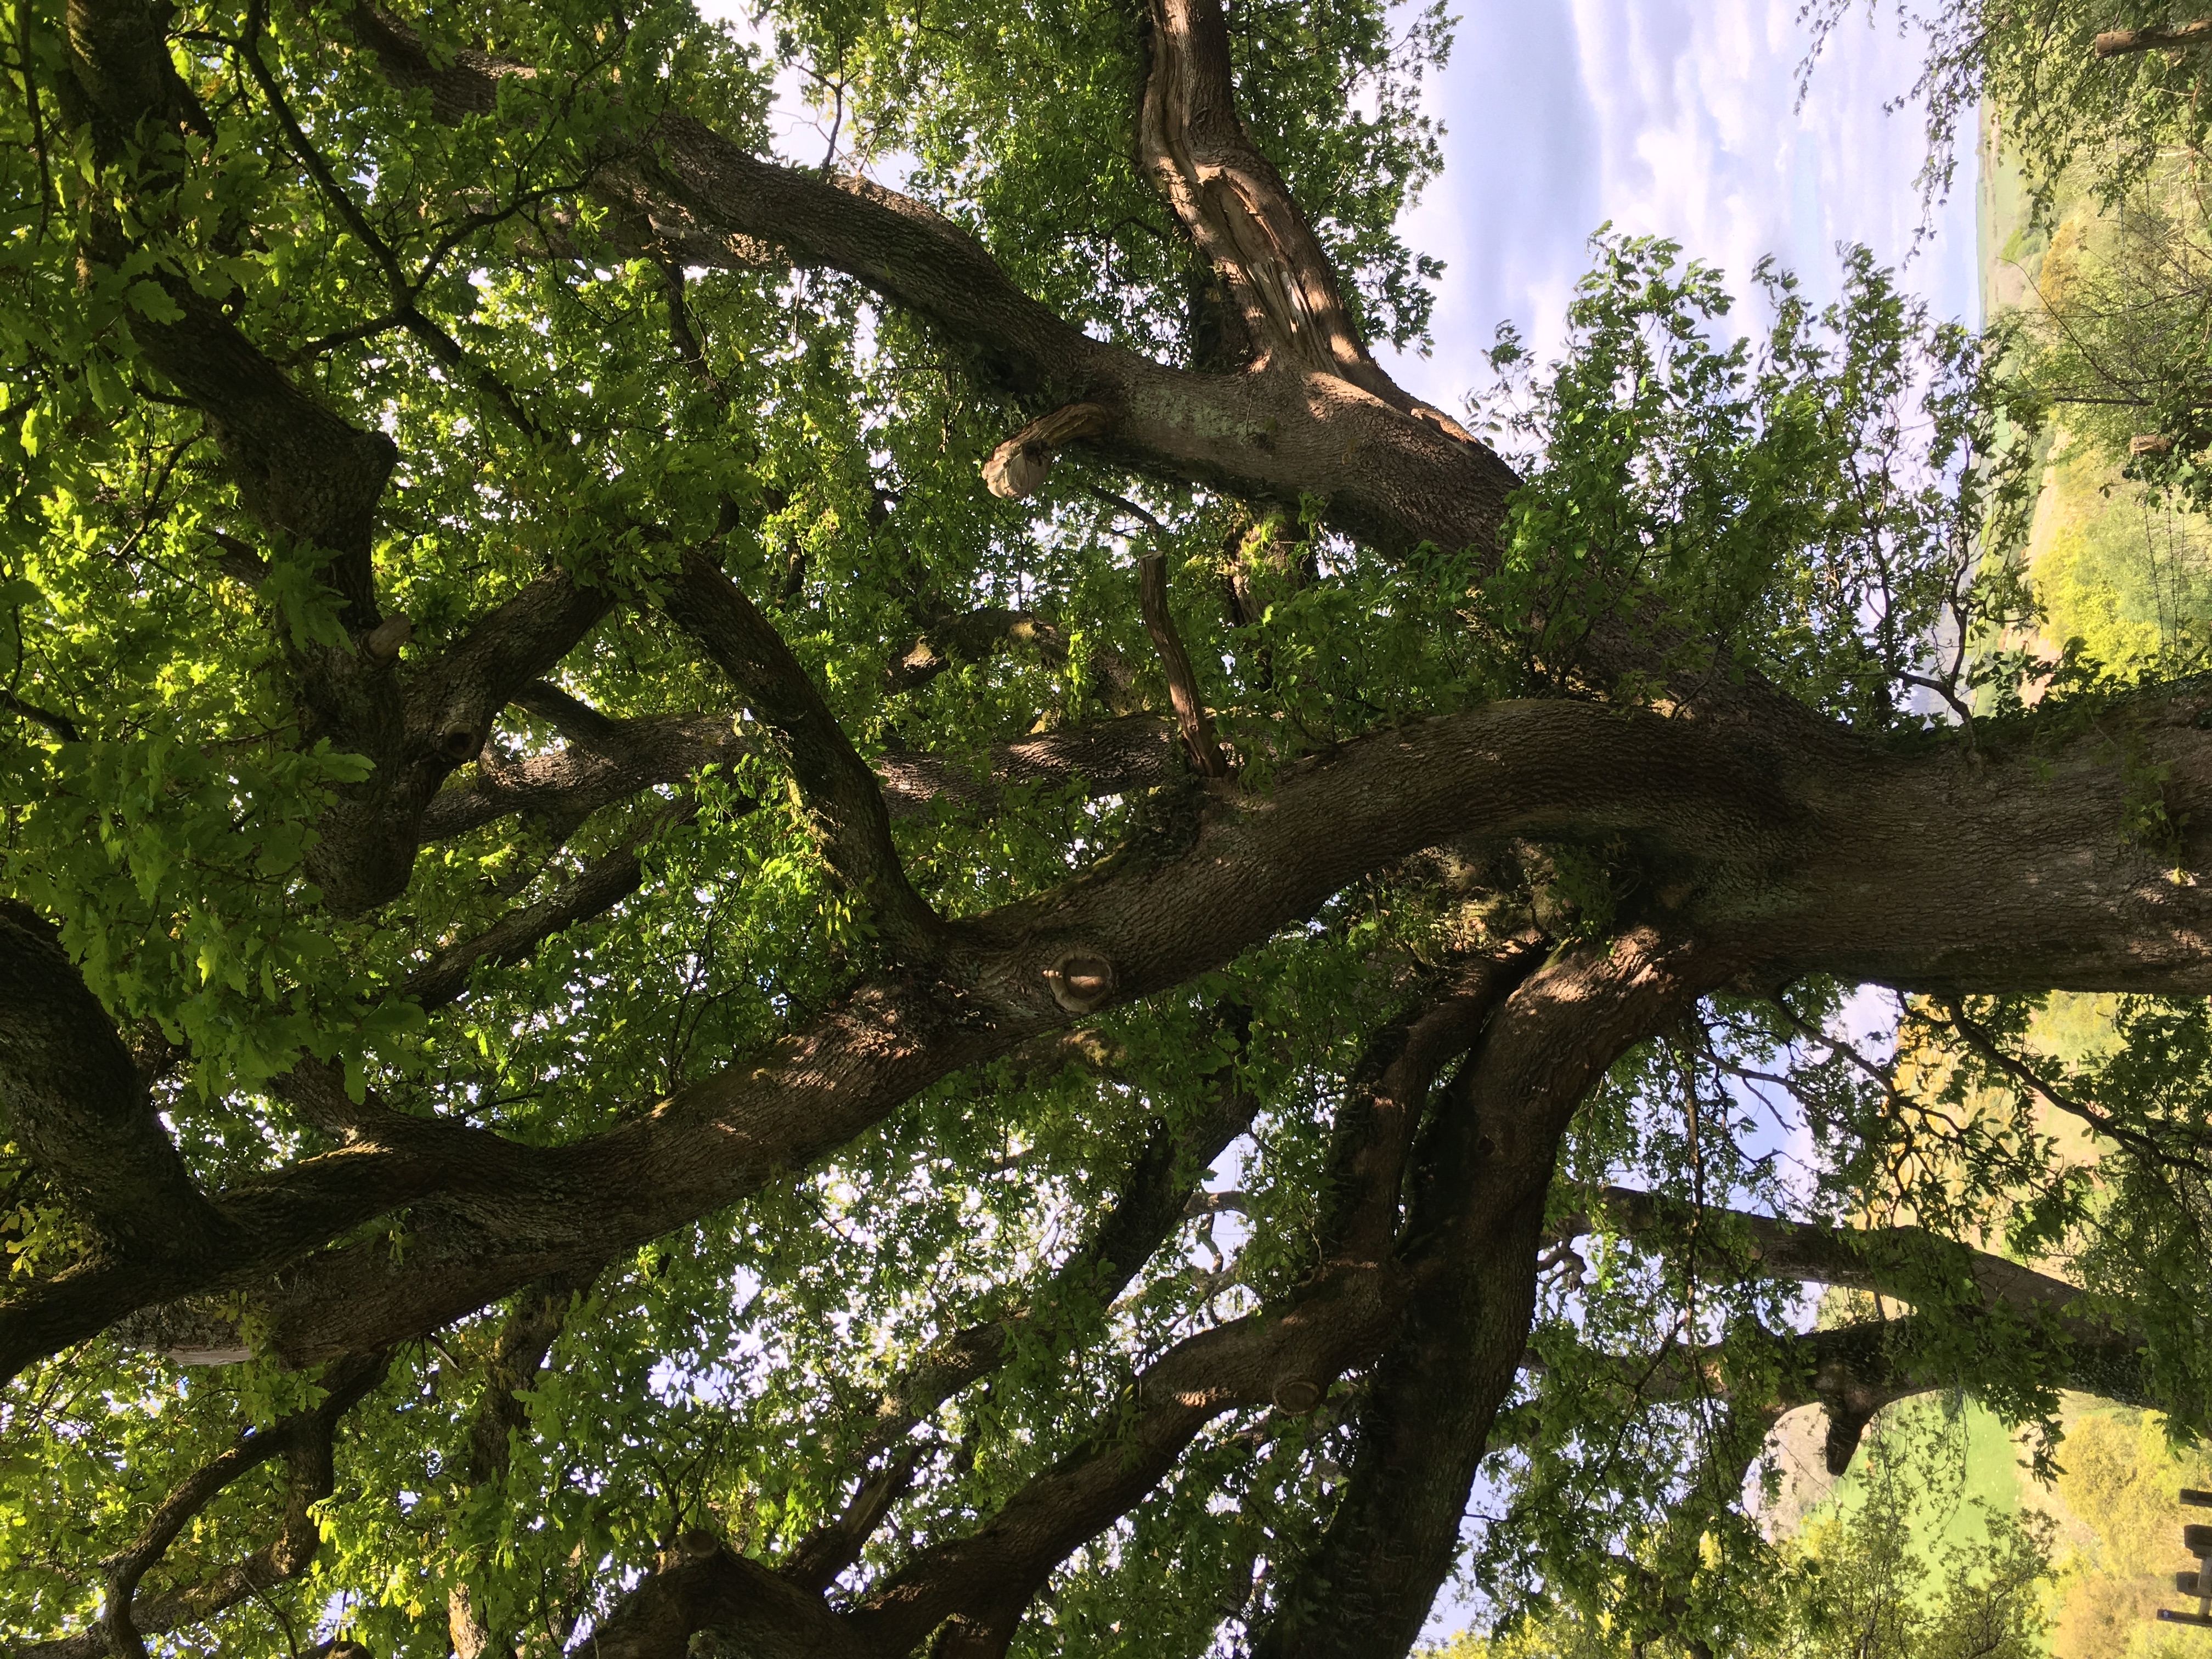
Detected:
[1045,950,1117,1014]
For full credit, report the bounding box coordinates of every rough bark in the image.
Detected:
[22,6,2212,1656]
[2095,19,2212,56]
[344,4,1521,563]
[22,690,2212,1380]
[1254,933,1713,1659]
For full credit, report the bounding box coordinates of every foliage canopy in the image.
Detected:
[11,3,2212,1659]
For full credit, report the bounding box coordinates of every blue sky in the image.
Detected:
[706,0,1980,409]
[1379,0,1979,411]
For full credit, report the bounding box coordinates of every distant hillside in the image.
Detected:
[1980,111,2212,675]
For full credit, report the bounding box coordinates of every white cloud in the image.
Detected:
[1381,0,1979,409]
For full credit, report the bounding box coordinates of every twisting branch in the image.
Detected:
[661,549,942,958]
[1255,931,1711,1659]
[345,3,1520,562]
[872,715,1176,817]
[1319,945,1542,1263]
[419,714,736,844]
[1137,0,1373,382]
[882,607,1132,702]
[41,1353,390,1659]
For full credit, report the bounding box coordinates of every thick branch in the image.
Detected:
[25,690,2212,1378]
[346,5,1518,561]
[2095,19,2212,55]
[0,901,225,1260]
[1255,932,1711,1659]
[1138,0,1373,382]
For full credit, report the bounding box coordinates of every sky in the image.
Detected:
[1378,0,1980,412]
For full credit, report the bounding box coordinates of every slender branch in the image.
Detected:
[661,549,941,958]
[1087,488,1228,777]
[239,0,539,439]
[399,805,695,1012]
[1936,996,2204,1170]
[1576,1185,2089,1318]
[448,1272,597,1659]
[778,1453,919,1595]
[844,1058,1260,1468]
[0,689,82,742]
[74,1353,388,1659]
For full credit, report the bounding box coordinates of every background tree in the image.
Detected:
[8,3,2212,1658]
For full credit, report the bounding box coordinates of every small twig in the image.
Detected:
[1937,997,2209,1170]
[237,3,540,439]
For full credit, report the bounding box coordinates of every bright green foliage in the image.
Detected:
[0,1,2204,1657]
[1432,1410,2055,1659]
[1476,239,2023,725]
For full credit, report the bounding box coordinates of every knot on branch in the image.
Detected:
[360,614,413,664]
[1271,1373,1323,1416]
[1045,950,1117,1014]
[983,403,1115,500]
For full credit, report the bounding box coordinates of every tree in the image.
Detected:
[6,3,2212,1658]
